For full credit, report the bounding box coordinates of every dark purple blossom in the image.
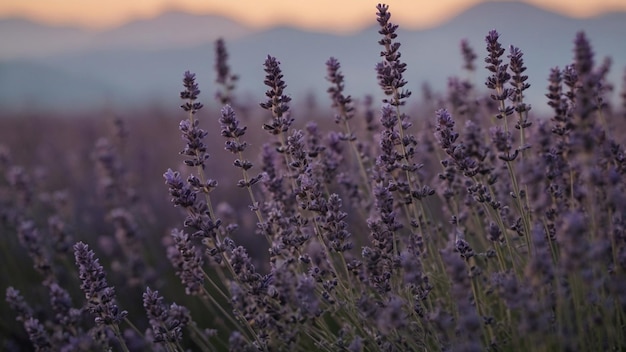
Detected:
[508,45,532,127]
[143,287,189,344]
[178,118,210,169]
[180,71,203,114]
[73,242,127,326]
[167,229,205,296]
[485,30,514,119]
[163,168,196,208]
[375,4,411,106]
[260,55,294,136]
[490,126,518,161]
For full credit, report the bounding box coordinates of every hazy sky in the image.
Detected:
[1,0,625,32]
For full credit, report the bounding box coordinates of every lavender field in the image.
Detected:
[2,4,626,351]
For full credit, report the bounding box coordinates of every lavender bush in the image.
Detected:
[2,3,626,351]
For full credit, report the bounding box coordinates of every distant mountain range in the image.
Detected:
[0,2,625,114]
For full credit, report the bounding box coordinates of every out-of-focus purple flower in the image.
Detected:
[295,275,320,318]
[48,215,73,255]
[168,229,205,296]
[461,39,477,72]
[46,282,82,328]
[6,165,34,209]
[5,287,33,322]
[24,317,52,352]
[570,32,602,127]
[557,211,589,272]
[376,295,407,335]
[321,193,353,253]
[546,67,571,135]
[17,220,53,282]
[622,67,626,117]
[490,126,518,161]
[230,245,261,285]
[215,38,239,105]
[573,31,593,77]
[443,243,484,349]
[447,76,475,117]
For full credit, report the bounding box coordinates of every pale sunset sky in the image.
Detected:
[1,0,624,32]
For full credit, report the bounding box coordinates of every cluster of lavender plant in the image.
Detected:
[3,3,626,351]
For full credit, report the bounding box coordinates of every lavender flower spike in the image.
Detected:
[375,3,411,106]
[143,287,189,344]
[180,71,203,114]
[74,241,127,326]
[484,30,514,119]
[215,38,239,105]
[260,55,293,135]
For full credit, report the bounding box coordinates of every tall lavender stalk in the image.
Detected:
[73,242,129,352]
[326,57,373,199]
[167,71,266,349]
[374,3,433,248]
[484,30,533,251]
